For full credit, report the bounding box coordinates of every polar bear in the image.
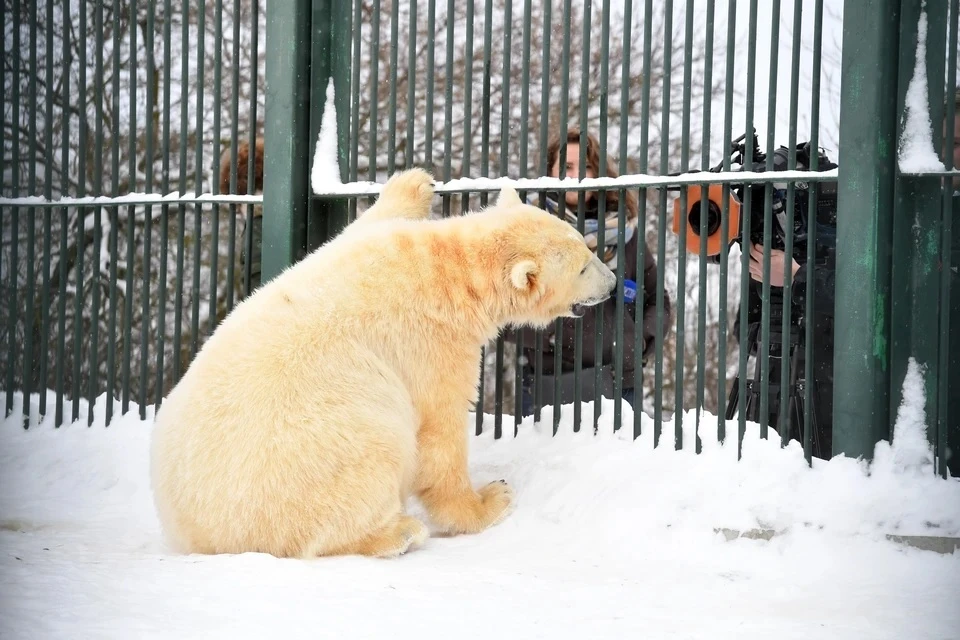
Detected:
[150,168,617,559]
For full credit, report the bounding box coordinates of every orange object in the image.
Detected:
[671,183,742,256]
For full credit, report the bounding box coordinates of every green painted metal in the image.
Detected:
[306,0,352,250]
[613,0,634,434]
[696,1,716,451]
[261,0,311,283]
[716,0,738,446]
[944,0,959,479]
[804,0,825,463]
[655,0,674,449]
[757,0,783,442]
[833,0,901,459]
[890,0,948,462]
[675,0,695,450]
[634,0,653,441]
[4,0,21,419]
[737,0,759,460]
[779,0,803,449]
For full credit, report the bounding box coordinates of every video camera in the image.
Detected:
[670,130,839,264]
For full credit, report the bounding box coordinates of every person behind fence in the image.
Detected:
[505,127,671,417]
[726,141,838,461]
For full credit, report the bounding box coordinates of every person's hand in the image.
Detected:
[748,242,800,287]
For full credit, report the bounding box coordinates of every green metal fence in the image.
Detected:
[2,0,958,476]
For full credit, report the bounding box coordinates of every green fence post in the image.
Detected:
[833,0,902,459]
[261,0,313,283]
[890,0,947,451]
[307,0,352,253]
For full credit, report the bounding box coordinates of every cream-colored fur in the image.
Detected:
[150,168,616,559]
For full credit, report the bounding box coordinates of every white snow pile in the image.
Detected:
[0,385,958,639]
[898,2,946,173]
[310,78,343,194]
[876,357,936,474]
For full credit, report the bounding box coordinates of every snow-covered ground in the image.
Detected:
[1,387,958,640]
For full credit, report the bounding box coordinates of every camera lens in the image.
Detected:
[688,200,722,237]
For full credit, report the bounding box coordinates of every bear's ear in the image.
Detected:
[495,185,523,208]
[510,259,539,291]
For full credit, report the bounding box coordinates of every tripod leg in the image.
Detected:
[726,376,740,421]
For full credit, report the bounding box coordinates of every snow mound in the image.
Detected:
[311,78,343,194]
[0,390,958,639]
[898,2,947,173]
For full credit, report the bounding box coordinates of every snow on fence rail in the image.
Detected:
[0,168,841,208]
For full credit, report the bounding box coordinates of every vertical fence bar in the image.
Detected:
[941,0,959,478]
[208,0,223,346]
[737,0,759,458]
[349,0,361,198]
[72,0,89,421]
[779,0,803,448]
[673,0,695,450]
[369,0,381,193]
[190,0,207,361]
[105,0,124,425]
[442,0,454,219]
[404,0,416,170]
[574,0,591,434]
[425,0,436,171]
[261,0,311,283]
[140,0,157,418]
[695,0,715,452]
[804,0,825,463]
[493,0,512,439]
[5,0,21,418]
[613,0,631,434]
[464,0,480,436]
[243,0,259,288]
[890,0,947,456]
[23,0,39,428]
[654,0,673,447]
[88,0,105,425]
[155,0,173,407]
[532,0,552,426]
[757,0,781,442]
[594,0,609,434]
[556,0,573,436]
[122,0,140,414]
[633,0,653,440]
[172,0,189,390]
[39,0,55,419]
[717,0,737,443]
[307,0,351,248]
[474,0,493,433]
[55,0,72,426]
[833,0,900,458]
[224,0,241,315]
[461,0,474,216]
[387,0,399,175]
[514,0,532,432]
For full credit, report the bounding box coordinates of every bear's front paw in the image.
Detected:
[477,479,515,529]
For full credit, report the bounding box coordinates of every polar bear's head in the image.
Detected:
[487,186,618,329]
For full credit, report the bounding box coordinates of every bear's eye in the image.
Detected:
[580,265,588,275]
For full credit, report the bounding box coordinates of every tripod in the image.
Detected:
[725,296,820,452]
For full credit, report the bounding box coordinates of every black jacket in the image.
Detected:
[732,254,835,458]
